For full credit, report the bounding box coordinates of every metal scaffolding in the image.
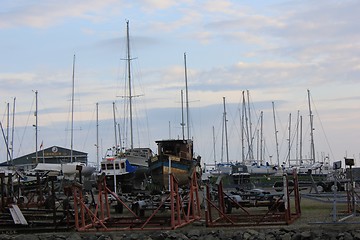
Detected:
[204,172,301,227]
[71,171,201,231]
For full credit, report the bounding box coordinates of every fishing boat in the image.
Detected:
[149,139,200,189]
[98,148,138,193]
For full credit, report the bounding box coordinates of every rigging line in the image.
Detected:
[206,104,225,163]
[38,95,65,148]
[1,105,7,122]
[81,105,97,152]
[311,96,335,160]
[286,114,300,163]
[16,94,35,157]
[273,106,288,163]
[132,57,151,147]
[248,113,262,150]
[247,92,261,121]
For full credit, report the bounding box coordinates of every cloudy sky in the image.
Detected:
[1,0,359,168]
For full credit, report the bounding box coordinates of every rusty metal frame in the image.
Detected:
[72,171,201,231]
[205,172,301,227]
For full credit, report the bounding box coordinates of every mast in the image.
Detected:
[180,90,185,140]
[247,90,253,160]
[112,102,118,152]
[256,129,259,162]
[307,89,315,163]
[221,109,224,163]
[244,92,250,160]
[241,91,246,163]
[11,98,15,161]
[168,121,171,139]
[184,53,190,139]
[70,54,75,163]
[288,113,291,168]
[117,123,122,151]
[300,115,303,164]
[223,97,229,163]
[212,126,216,164]
[6,102,9,164]
[272,101,280,167]
[126,20,134,150]
[260,111,263,164]
[296,110,300,165]
[35,90,38,164]
[0,121,11,165]
[96,102,99,170]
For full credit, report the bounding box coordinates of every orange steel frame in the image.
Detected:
[71,171,201,231]
[205,172,301,227]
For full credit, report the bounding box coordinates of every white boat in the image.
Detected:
[98,148,138,193]
[33,163,62,173]
[123,147,153,168]
[62,162,96,177]
[245,162,278,175]
[32,162,95,178]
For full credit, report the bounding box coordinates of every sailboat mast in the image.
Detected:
[212,126,216,164]
[181,90,185,140]
[96,102,99,170]
[288,113,291,168]
[126,20,134,150]
[241,91,246,163]
[6,103,9,164]
[272,101,280,167]
[35,90,38,164]
[184,53,190,139]
[296,110,300,165]
[260,111,263,164]
[247,90,253,160]
[307,89,315,163]
[70,54,75,163]
[117,123,122,152]
[223,97,229,163]
[300,115,303,164]
[11,98,15,161]
[112,102,118,152]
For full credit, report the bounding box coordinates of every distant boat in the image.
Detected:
[245,162,278,175]
[149,139,200,189]
[32,162,95,178]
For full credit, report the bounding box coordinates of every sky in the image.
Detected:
[0,0,359,169]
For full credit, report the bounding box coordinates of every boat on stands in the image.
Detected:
[149,139,200,189]
[98,147,138,193]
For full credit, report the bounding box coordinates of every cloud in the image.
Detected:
[0,0,121,29]
[138,0,180,12]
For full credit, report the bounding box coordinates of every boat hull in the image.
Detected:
[149,158,196,188]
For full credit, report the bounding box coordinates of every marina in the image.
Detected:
[1,1,360,237]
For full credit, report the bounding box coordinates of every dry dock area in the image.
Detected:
[0,170,360,238]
